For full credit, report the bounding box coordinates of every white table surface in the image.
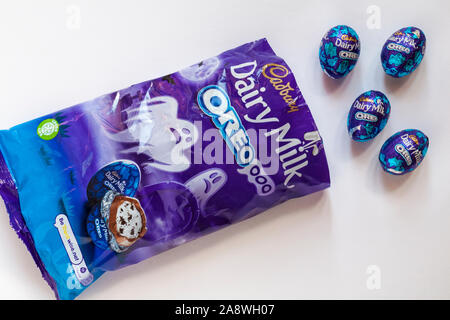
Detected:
[0,0,449,299]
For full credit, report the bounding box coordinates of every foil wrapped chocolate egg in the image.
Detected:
[381,27,426,78]
[87,191,147,253]
[86,160,141,203]
[379,129,429,175]
[319,25,360,79]
[347,90,391,141]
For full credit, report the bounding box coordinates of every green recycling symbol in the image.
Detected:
[37,118,59,140]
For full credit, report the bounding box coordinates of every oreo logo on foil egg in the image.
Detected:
[355,111,378,122]
[387,43,410,54]
[339,50,359,60]
[394,144,412,166]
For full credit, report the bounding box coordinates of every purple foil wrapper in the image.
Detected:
[381,27,426,78]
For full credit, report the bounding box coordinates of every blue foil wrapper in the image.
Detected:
[381,26,426,78]
[319,25,360,79]
[347,90,391,141]
[87,160,140,203]
[86,204,110,250]
[379,129,429,175]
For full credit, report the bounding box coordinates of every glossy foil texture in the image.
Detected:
[347,90,391,141]
[319,25,360,79]
[379,129,429,175]
[0,39,330,299]
[381,26,426,78]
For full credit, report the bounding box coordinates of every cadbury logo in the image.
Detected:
[341,34,357,42]
[261,63,299,113]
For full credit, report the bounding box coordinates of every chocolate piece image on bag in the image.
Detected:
[101,191,147,252]
[0,38,330,299]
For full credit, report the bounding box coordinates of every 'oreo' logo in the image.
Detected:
[395,144,412,166]
[355,111,378,122]
[339,50,359,60]
[197,85,255,167]
[387,43,410,54]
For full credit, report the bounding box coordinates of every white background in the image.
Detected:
[0,0,449,299]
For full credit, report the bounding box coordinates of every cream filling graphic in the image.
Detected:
[115,201,143,239]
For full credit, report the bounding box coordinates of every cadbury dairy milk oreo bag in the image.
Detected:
[0,39,330,299]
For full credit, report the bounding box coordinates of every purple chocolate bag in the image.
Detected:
[0,38,330,299]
